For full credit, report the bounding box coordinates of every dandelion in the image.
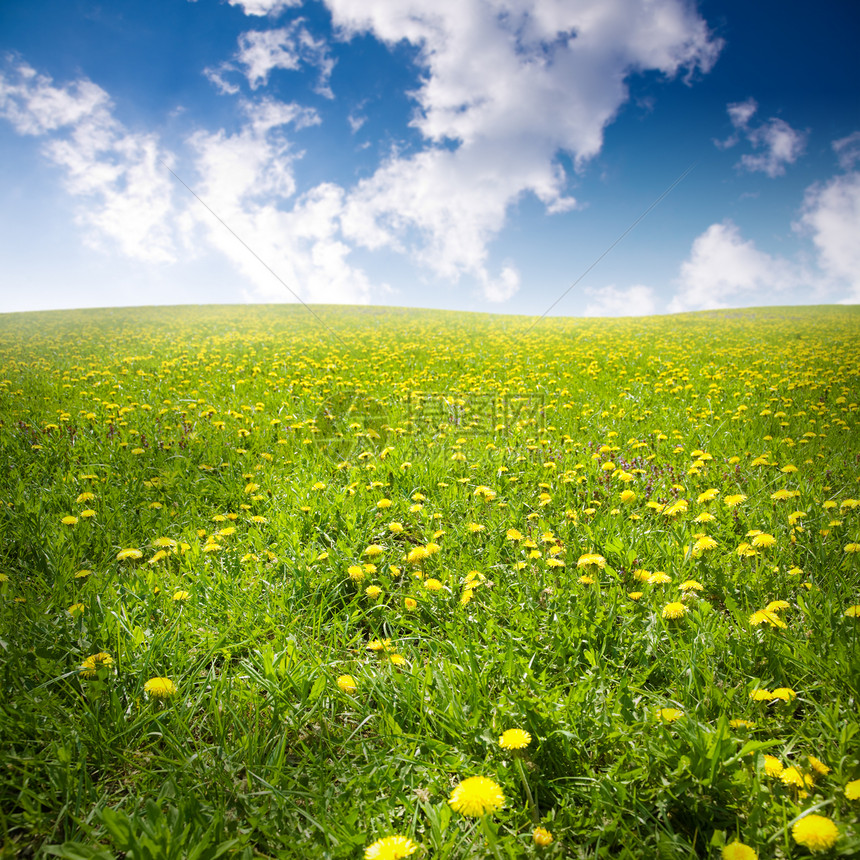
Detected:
[763,755,784,777]
[749,610,787,628]
[577,553,606,569]
[367,639,391,652]
[348,565,365,582]
[771,687,796,701]
[499,729,531,750]
[533,826,554,847]
[172,590,190,601]
[792,814,839,852]
[68,602,85,615]
[697,488,719,504]
[751,533,776,548]
[424,578,443,592]
[722,842,757,860]
[750,689,773,702]
[692,536,718,555]
[662,601,686,619]
[845,543,860,553]
[619,490,636,503]
[628,591,643,601]
[648,572,671,585]
[364,545,384,558]
[365,585,383,599]
[765,599,790,612]
[729,719,755,729]
[388,522,404,533]
[116,548,142,561]
[404,597,417,610]
[657,708,683,723]
[578,574,595,585]
[724,494,747,507]
[808,755,830,776]
[406,546,429,564]
[448,776,505,817]
[376,499,392,509]
[143,677,177,700]
[845,779,860,800]
[680,580,704,591]
[61,515,78,525]
[79,652,113,678]
[364,835,418,860]
[80,509,96,518]
[781,766,812,789]
[506,528,523,541]
[845,605,860,617]
[336,675,357,694]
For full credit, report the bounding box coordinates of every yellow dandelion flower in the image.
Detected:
[765,600,790,612]
[172,590,190,601]
[792,814,839,852]
[771,687,796,701]
[845,543,860,553]
[448,776,505,817]
[116,548,142,561]
[404,597,417,610]
[406,546,429,564]
[143,677,177,699]
[499,729,531,750]
[628,591,643,601]
[68,603,85,615]
[376,499,392,509]
[348,565,365,582]
[844,605,860,617]
[729,719,755,729]
[808,755,830,776]
[388,521,404,533]
[533,826,554,847]
[364,834,418,860]
[697,488,719,504]
[680,580,704,591]
[657,708,683,723]
[722,842,757,860]
[751,533,776,548]
[365,585,383,599]
[367,638,391,652]
[79,652,113,679]
[61,515,79,525]
[506,528,523,541]
[763,755,784,777]
[364,544,384,558]
[424,578,443,592]
[750,689,772,702]
[578,574,595,585]
[845,779,860,800]
[648,572,671,585]
[460,588,474,605]
[577,553,606,569]
[749,610,787,629]
[724,494,747,507]
[336,675,357,694]
[662,602,686,620]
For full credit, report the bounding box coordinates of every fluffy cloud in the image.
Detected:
[328,0,722,300]
[208,20,335,97]
[226,0,301,16]
[719,97,807,177]
[186,101,374,304]
[796,168,860,303]
[584,284,657,317]
[668,220,803,313]
[0,60,177,262]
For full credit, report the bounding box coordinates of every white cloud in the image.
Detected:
[206,21,335,98]
[0,61,177,263]
[186,102,375,304]
[833,131,860,171]
[668,220,803,313]
[328,0,722,301]
[226,0,301,16]
[719,97,806,177]
[584,284,657,317]
[796,169,860,303]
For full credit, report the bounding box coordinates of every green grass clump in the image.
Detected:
[0,303,859,859]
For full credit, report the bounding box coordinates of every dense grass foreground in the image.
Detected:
[0,304,859,859]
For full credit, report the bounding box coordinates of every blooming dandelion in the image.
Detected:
[364,835,418,860]
[404,597,417,610]
[172,590,190,601]
[657,708,683,723]
[424,578,443,592]
[662,602,686,619]
[845,605,860,617]
[79,652,113,678]
[116,548,142,561]
[499,729,531,749]
[533,827,554,847]
[576,553,606,569]
[448,776,505,817]
[792,814,839,852]
[143,677,177,700]
[348,565,365,582]
[680,580,704,592]
[336,675,357,694]
[749,610,787,629]
[770,687,796,701]
[763,755,784,777]
[722,842,757,860]
[61,515,78,526]
[751,533,776,548]
[845,779,860,800]
[365,585,383,599]
[781,766,812,789]
[808,755,830,776]
[724,494,747,507]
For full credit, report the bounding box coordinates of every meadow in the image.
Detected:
[0,303,858,860]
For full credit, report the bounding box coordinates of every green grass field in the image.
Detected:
[1,304,858,859]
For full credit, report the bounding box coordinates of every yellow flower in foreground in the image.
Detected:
[770,687,796,702]
[61,515,79,526]
[845,779,860,799]
[808,755,830,776]
[577,553,606,569]
[781,766,812,789]
[424,578,443,592]
[348,565,365,582]
[724,494,747,507]
[365,585,383,599]
[448,776,505,817]
[763,755,784,777]
[657,707,683,723]
[628,591,643,601]
[792,814,839,852]
[116,548,142,561]
[404,597,417,610]
[336,675,356,694]
[844,605,860,617]
[533,826,554,847]
[143,677,177,700]
[749,610,787,629]
[722,841,757,860]
[506,528,523,541]
[662,602,686,620]
[499,728,531,750]
[364,835,418,860]
[79,652,113,678]
[751,533,776,548]
[680,580,704,592]
[171,590,190,601]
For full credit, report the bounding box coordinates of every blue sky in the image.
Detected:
[1,0,859,316]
